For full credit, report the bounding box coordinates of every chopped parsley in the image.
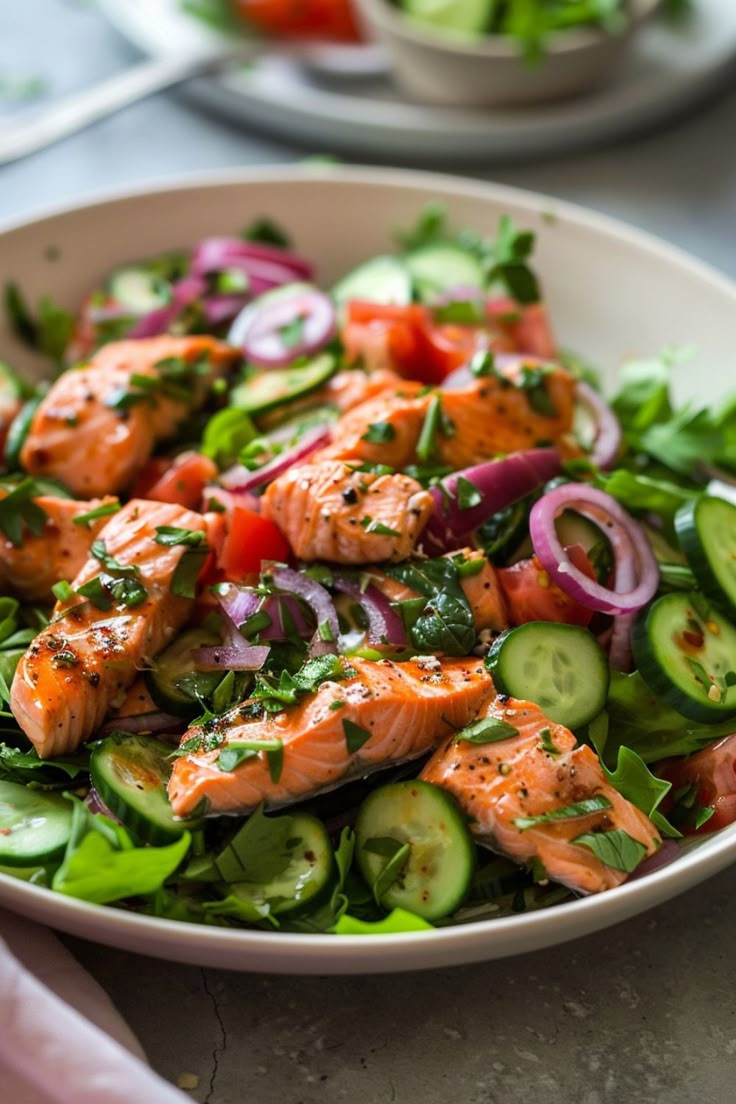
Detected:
[456,717,518,745]
[343,719,373,754]
[0,478,47,547]
[170,547,209,599]
[456,475,483,510]
[360,516,401,539]
[72,501,121,527]
[154,525,206,548]
[361,421,396,444]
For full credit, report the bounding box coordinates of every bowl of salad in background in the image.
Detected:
[353,0,664,106]
[1,165,736,975]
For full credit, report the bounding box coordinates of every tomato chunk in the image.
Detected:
[207,505,291,583]
[497,545,596,628]
[138,452,219,511]
[658,735,736,835]
[233,0,361,40]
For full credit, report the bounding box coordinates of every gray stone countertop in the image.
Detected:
[3,2,736,1101]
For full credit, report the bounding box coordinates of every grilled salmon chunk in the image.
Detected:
[20,335,239,497]
[11,499,207,758]
[422,695,661,894]
[261,459,433,563]
[168,656,494,817]
[0,494,118,603]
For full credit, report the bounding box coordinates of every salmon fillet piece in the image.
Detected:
[168,656,494,817]
[422,695,661,894]
[261,459,433,563]
[11,498,206,758]
[369,549,508,636]
[321,383,429,469]
[0,494,118,602]
[20,335,239,497]
[257,368,404,432]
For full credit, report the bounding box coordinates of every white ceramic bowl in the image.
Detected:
[354,0,663,107]
[1,165,735,974]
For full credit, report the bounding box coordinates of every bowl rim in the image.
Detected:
[2,162,736,971]
[354,0,663,60]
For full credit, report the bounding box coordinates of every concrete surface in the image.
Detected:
[3,2,736,1101]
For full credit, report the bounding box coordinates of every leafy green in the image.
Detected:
[588,714,679,837]
[456,717,518,745]
[361,421,396,444]
[605,671,736,765]
[388,556,475,657]
[572,830,648,874]
[4,284,74,362]
[242,217,292,249]
[72,501,121,528]
[0,743,89,786]
[213,805,299,885]
[335,908,433,935]
[595,469,691,534]
[153,526,207,548]
[0,479,48,546]
[513,795,612,830]
[52,800,190,905]
[253,655,352,713]
[171,547,209,598]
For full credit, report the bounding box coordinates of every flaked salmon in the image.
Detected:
[422,695,661,894]
[261,459,433,563]
[11,499,207,758]
[320,365,576,472]
[168,656,494,817]
[0,494,118,602]
[20,336,239,497]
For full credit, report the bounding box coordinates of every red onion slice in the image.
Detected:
[192,640,270,671]
[575,381,622,470]
[270,566,340,655]
[191,237,313,282]
[98,711,185,738]
[202,293,252,327]
[220,426,331,493]
[128,274,207,338]
[529,484,659,615]
[628,839,680,881]
[85,786,122,822]
[333,576,407,646]
[228,284,336,368]
[423,448,561,554]
[213,582,313,642]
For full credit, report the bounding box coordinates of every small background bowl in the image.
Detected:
[353,0,663,108]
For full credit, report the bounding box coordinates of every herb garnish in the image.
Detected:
[572,829,647,873]
[72,501,121,528]
[513,795,612,831]
[360,516,402,538]
[456,717,518,745]
[456,475,483,510]
[154,525,206,548]
[388,556,475,657]
[361,421,396,444]
[343,719,373,754]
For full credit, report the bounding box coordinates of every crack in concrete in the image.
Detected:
[201,969,227,1104]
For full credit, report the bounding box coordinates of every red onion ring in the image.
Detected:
[422,448,561,554]
[228,284,336,368]
[214,581,313,642]
[192,640,270,671]
[85,786,122,822]
[628,839,680,881]
[220,426,331,493]
[529,484,659,615]
[333,576,407,646]
[270,566,340,656]
[575,382,622,470]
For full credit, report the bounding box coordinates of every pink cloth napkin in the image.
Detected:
[0,909,190,1104]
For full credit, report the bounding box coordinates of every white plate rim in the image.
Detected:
[1,163,736,973]
[98,0,736,161]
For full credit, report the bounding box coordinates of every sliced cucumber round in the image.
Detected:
[108,267,171,313]
[145,627,223,718]
[404,243,485,301]
[216,813,334,916]
[632,592,736,722]
[4,396,42,471]
[355,780,475,921]
[229,354,336,417]
[675,495,736,618]
[0,781,73,866]
[90,732,191,845]
[332,255,412,307]
[486,622,609,730]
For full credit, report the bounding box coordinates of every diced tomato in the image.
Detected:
[342,299,557,386]
[206,505,291,584]
[487,300,556,360]
[233,0,361,40]
[658,735,736,835]
[497,544,596,628]
[137,452,219,510]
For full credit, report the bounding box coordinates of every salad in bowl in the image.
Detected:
[0,201,735,940]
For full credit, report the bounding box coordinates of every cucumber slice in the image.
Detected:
[401,0,494,35]
[355,780,475,921]
[675,495,736,618]
[108,267,171,313]
[0,781,73,866]
[632,592,736,722]
[555,509,613,583]
[4,396,41,471]
[230,353,336,416]
[145,628,223,718]
[90,733,191,845]
[485,623,609,730]
[404,243,485,301]
[215,813,334,916]
[332,255,413,307]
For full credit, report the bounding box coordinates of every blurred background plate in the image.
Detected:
[99,0,736,163]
